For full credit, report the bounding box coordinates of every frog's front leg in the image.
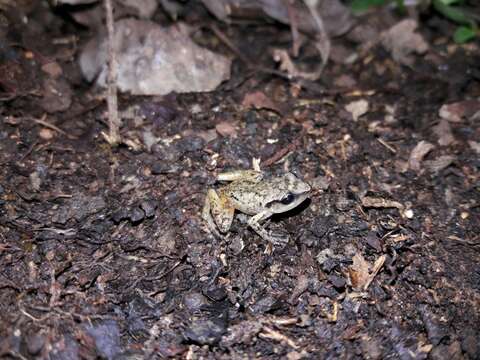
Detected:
[247,211,289,246]
[202,189,235,236]
[217,170,263,182]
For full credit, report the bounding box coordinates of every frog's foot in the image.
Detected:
[248,213,289,246]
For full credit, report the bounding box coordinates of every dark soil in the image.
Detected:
[0,2,479,359]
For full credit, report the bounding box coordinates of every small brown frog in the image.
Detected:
[202,170,311,245]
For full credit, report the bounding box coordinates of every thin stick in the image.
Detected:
[259,326,299,349]
[303,0,330,75]
[103,0,121,146]
[377,137,397,154]
[210,24,252,66]
[33,114,68,137]
[209,24,291,80]
[287,0,301,57]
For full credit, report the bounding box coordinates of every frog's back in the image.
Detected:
[221,179,274,215]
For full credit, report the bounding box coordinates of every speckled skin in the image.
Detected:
[202,170,311,245]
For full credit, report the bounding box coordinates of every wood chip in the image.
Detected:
[361,196,404,210]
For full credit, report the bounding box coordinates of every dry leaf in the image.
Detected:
[345,99,369,121]
[432,119,455,146]
[40,77,73,113]
[366,255,386,290]
[424,155,455,173]
[201,0,353,37]
[409,141,434,171]
[349,253,386,291]
[334,74,357,88]
[215,121,237,137]
[381,19,428,66]
[468,141,480,154]
[197,129,218,143]
[242,91,281,113]
[349,253,370,291]
[79,20,231,95]
[439,100,480,123]
[41,62,63,78]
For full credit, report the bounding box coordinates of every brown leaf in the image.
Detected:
[409,141,434,171]
[349,254,386,291]
[40,77,73,113]
[381,19,428,66]
[201,0,353,37]
[242,90,281,113]
[348,253,370,291]
[79,20,231,95]
[196,129,218,143]
[439,100,480,123]
[41,62,63,78]
[424,155,455,173]
[334,74,357,88]
[432,120,455,146]
[468,141,480,154]
[215,121,237,137]
[345,99,369,121]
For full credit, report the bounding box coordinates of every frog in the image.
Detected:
[202,169,311,245]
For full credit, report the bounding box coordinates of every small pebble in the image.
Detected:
[404,209,414,219]
[130,207,145,223]
[183,292,208,311]
[39,128,55,140]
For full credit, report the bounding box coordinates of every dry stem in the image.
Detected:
[103,0,121,146]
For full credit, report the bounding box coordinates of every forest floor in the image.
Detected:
[0,1,479,359]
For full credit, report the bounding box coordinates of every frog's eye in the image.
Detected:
[281,192,295,205]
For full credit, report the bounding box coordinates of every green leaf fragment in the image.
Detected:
[432,0,473,25]
[350,0,389,13]
[436,0,463,5]
[453,26,477,43]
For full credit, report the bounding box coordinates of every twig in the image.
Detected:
[103,0,121,146]
[259,326,299,349]
[364,255,387,291]
[33,114,69,137]
[19,140,38,161]
[303,0,331,76]
[209,24,292,80]
[286,0,301,57]
[377,138,397,154]
[209,24,252,66]
[261,130,305,167]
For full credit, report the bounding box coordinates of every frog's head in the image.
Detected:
[266,172,311,214]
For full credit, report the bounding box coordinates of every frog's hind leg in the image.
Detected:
[248,211,288,246]
[203,189,235,234]
[202,189,221,238]
[247,211,272,242]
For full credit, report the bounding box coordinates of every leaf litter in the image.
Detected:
[0,1,479,359]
